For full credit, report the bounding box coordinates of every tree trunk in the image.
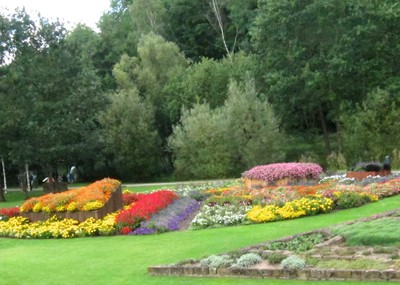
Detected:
[336,121,343,153]
[19,175,29,200]
[318,104,331,153]
[25,162,31,192]
[0,183,6,202]
[1,157,7,192]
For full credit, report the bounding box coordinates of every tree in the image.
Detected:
[112,33,188,161]
[99,88,161,181]
[168,77,286,180]
[342,88,400,165]
[224,78,286,173]
[164,0,257,61]
[0,10,105,188]
[252,0,400,158]
[96,0,138,90]
[130,0,167,36]
[168,104,232,179]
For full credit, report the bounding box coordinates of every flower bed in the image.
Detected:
[20,178,122,222]
[243,163,323,189]
[0,213,117,238]
[0,207,21,221]
[116,190,178,234]
[247,196,333,223]
[132,197,201,235]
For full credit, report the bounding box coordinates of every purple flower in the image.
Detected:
[132,197,201,235]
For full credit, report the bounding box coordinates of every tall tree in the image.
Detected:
[168,103,232,179]
[96,0,137,90]
[252,0,400,156]
[168,77,286,180]
[342,88,400,165]
[113,33,188,140]
[0,10,105,186]
[99,88,160,180]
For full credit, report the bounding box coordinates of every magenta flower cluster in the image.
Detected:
[244,162,323,183]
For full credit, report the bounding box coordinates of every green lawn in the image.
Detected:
[0,193,399,284]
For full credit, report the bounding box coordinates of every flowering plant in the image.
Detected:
[190,204,251,230]
[0,207,21,221]
[244,163,323,183]
[132,197,200,235]
[0,212,118,239]
[246,196,333,223]
[115,190,178,233]
[20,178,121,213]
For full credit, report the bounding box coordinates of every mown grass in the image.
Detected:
[123,184,176,193]
[0,193,399,284]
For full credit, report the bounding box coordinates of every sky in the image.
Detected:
[0,0,111,30]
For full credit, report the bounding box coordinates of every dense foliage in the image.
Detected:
[1,0,400,183]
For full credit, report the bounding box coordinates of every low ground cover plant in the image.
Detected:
[330,216,400,246]
[265,233,325,253]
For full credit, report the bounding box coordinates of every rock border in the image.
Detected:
[148,265,400,281]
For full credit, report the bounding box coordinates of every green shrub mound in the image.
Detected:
[231,253,262,268]
[281,255,306,270]
[200,255,234,268]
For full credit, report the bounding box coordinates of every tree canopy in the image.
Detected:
[1,0,400,183]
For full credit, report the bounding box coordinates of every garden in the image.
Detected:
[149,210,400,281]
[0,162,399,284]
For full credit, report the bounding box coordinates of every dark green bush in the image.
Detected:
[267,252,288,264]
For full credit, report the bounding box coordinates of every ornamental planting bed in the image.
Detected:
[21,186,122,223]
[148,210,400,282]
[20,178,123,223]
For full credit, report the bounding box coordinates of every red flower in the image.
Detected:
[0,207,21,218]
[116,190,178,229]
[121,227,132,235]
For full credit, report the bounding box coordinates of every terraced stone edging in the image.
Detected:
[148,209,400,281]
[148,264,400,281]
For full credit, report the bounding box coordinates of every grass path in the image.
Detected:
[0,195,399,284]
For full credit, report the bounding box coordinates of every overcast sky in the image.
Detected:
[0,0,110,30]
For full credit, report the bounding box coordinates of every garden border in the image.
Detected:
[20,185,123,223]
[148,209,400,282]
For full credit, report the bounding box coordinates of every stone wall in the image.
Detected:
[148,265,400,282]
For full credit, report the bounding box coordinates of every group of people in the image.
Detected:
[18,166,77,190]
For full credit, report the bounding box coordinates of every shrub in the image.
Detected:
[353,161,383,172]
[336,192,371,209]
[326,152,347,171]
[267,252,287,264]
[265,233,325,253]
[281,255,306,270]
[244,162,323,183]
[200,255,234,268]
[364,162,383,171]
[232,253,262,268]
